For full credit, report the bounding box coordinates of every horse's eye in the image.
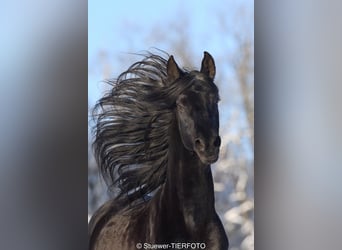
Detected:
[176,98,186,108]
[177,103,186,112]
[177,96,188,106]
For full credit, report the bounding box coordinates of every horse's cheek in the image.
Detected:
[178,116,194,149]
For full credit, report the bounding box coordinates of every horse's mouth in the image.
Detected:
[198,153,219,165]
[207,154,219,163]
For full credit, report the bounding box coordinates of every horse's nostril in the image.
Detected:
[213,136,221,147]
[195,138,205,151]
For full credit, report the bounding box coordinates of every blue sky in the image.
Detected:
[88,0,253,101]
[89,1,224,56]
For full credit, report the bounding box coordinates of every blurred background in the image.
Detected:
[1,1,342,250]
[88,1,254,250]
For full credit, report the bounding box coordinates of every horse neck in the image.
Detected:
[162,117,216,227]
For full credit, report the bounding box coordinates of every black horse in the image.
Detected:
[89,51,228,250]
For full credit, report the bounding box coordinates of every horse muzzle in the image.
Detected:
[194,136,221,165]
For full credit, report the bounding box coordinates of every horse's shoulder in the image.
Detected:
[88,199,118,248]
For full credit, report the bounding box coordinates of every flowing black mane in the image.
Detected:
[92,52,195,207]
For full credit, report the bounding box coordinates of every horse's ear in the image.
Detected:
[167,55,182,83]
[200,51,216,80]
